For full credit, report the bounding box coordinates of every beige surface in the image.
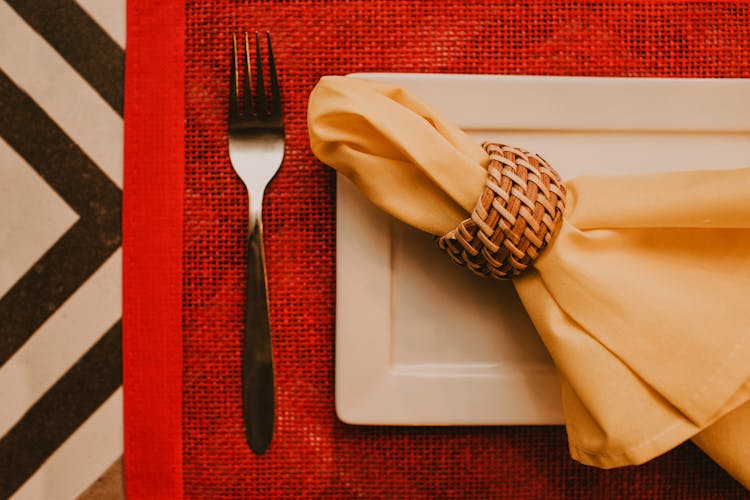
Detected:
[77,458,124,500]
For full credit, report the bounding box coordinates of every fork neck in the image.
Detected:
[249,209,263,237]
[248,188,264,233]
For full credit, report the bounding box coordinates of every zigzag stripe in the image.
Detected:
[0,2,124,495]
[0,70,121,367]
[0,321,122,498]
[5,0,124,116]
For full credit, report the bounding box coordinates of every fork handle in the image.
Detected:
[243,216,275,454]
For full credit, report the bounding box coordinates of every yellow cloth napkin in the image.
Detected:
[308,75,750,488]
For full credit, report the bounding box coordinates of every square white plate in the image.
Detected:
[336,73,750,425]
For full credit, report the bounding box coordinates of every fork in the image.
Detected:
[228,32,284,454]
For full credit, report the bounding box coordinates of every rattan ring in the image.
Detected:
[437,143,567,279]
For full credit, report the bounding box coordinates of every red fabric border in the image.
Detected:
[123,1,185,498]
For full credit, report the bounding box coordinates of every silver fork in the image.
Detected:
[228,32,284,454]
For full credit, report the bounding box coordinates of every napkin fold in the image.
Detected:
[308,75,750,488]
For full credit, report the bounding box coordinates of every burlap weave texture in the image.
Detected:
[183,1,750,497]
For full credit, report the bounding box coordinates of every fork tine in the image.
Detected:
[265,32,282,118]
[242,33,253,116]
[229,34,239,122]
[254,32,268,116]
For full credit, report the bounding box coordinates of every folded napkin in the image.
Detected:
[307,75,750,488]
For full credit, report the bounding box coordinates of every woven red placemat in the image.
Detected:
[125,1,750,498]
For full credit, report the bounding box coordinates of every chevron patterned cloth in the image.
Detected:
[0,1,124,498]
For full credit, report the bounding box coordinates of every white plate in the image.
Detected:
[335,73,750,425]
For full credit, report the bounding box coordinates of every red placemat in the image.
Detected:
[125,1,750,498]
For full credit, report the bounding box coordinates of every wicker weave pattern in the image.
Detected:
[438,143,567,279]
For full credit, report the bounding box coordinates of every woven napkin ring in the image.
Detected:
[437,143,567,279]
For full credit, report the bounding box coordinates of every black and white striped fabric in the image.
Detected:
[0,1,124,497]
